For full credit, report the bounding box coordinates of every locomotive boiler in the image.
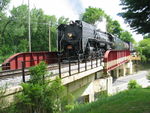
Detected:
[57,20,129,59]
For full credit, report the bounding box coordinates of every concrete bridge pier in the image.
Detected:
[120,64,126,77]
[118,64,127,77]
[126,60,133,75]
[110,68,119,81]
[110,61,133,82]
[64,71,113,103]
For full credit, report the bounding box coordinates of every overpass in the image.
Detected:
[1,50,133,104]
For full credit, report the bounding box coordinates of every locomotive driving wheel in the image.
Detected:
[85,42,93,59]
[78,53,83,62]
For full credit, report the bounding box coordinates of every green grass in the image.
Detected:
[68,88,150,113]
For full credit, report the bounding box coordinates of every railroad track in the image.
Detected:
[0,59,103,88]
[0,59,102,79]
[0,61,80,79]
[0,69,23,78]
[0,63,61,88]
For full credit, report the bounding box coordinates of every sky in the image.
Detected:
[9,0,143,42]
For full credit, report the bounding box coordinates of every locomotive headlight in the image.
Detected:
[67,45,73,49]
[67,33,73,38]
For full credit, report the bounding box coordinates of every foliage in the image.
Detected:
[120,30,135,43]
[140,55,147,63]
[144,34,150,39]
[0,4,69,63]
[119,0,150,34]
[106,16,123,37]
[58,16,69,25]
[136,38,150,62]
[0,0,10,11]
[81,6,135,43]
[106,15,135,43]
[0,45,13,63]
[95,90,108,101]
[128,80,141,89]
[61,93,75,112]
[81,7,105,24]
[11,62,70,113]
[68,88,150,113]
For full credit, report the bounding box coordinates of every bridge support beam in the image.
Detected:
[110,60,133,81]
[110,62,131,81]
[119,64,126,77]
[123,64,127,76]
[126,60,133,75]
[106,77,113,94]
[112,68,119,79]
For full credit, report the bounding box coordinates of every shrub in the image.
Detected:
[128,80,142,89]
[13,62,69,113]
[0,62,75,113]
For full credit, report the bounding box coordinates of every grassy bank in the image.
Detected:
[68,88,150,113]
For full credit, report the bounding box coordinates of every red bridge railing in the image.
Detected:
[2,52,58,70]
[103,50,130,72]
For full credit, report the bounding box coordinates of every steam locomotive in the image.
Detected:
[57,20,129,59]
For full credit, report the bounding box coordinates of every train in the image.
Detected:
[2,20,131,70]
[58,20,130,60]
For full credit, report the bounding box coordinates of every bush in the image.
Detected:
[128,80,142,89]
[13,62,68,113]
[0,62,75,113]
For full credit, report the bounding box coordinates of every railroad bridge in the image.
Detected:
[0,50,133,103]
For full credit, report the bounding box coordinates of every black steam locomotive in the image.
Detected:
[58,20,129,59]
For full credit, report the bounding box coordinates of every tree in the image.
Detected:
[0,3,69,63]
[0,13,9,46]
[31,8,54,51]
[143,34,150,39]
[81,6,135,43]
[106,15,123,37]
[0,0,10,11]
[0,0,10,47]
[119,0,150,34]
[58,16,69,25]
[81,7,105,24]
[120,30,135,43]
[136,38,150,61]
